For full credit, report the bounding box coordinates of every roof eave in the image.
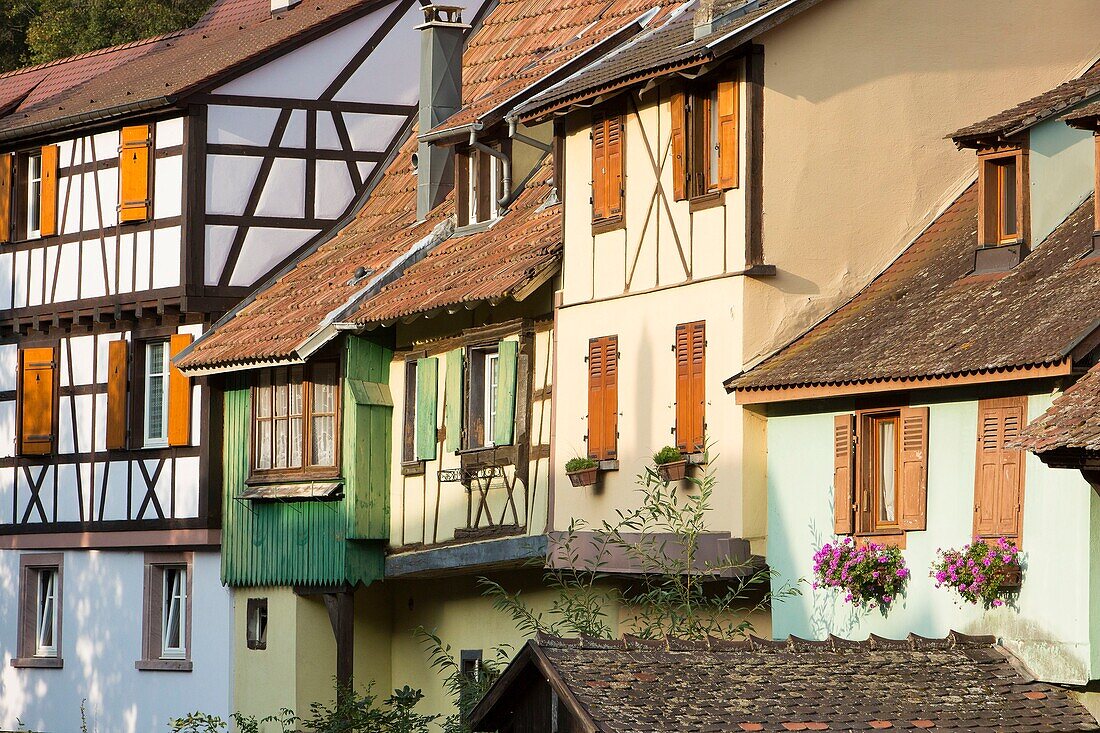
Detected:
[0,95,175,144]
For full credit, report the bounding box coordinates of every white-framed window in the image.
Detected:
[34,568,58,658]
[161,566,187,659]
[457,146,506,227]
[26,151,42,240]
[144,341,169,447]
[484,352,499,446]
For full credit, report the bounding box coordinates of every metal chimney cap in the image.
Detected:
[415,4,471,29]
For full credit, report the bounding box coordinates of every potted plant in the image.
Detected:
[930,537,1022,608]
[565,456,598,487]
[812,537,909,611]
[653,446,687,482]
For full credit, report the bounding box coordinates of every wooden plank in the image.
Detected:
[167,334,193,447]
[415,357,438,460]
[494,340,518,446]
[39,145,59,237]
[106,339,129,450]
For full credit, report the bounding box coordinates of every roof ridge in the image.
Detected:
[0,30,184,81]
[535,630,998,652]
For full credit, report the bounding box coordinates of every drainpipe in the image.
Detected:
[469,129,513,210]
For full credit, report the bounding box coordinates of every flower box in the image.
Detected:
[998,564,1022,590]
[656,460,688,483]
[567,467,598,487]
[930,537,1022,608]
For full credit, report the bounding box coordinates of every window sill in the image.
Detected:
[597,459,619,472]
[135,658,192,672]
[11,656,63,669]
[454,219,500,237]
[246,472,342,487]
[591,216,624,235]
[401,461,426,477]
[688,191,724,212]
[854,531,906,550]
[685,452,708,466]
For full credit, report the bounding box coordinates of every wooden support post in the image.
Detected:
[323,589,355,701]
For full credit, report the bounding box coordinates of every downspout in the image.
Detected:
[470,129,513,210]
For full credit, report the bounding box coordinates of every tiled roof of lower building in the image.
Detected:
[727,187,1100,397]
[469,633,1100,733]
[1017,362,1100,456]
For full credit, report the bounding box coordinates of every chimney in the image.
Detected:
[416,4,468,220]
[271,0,301,15]
[694,0,761,40]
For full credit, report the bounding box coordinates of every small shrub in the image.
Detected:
[812,537,909,610]
[565,456,597,472]
[652,446,683,465]
[931,537,1021,608]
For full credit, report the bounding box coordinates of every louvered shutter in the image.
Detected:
[591,115,608,221]
[444,348,464,452]
[587,336,618,461]
[974,397,1025,541]
[167,334,193,447]
[494,340,518,446]
[670,89,687,201]
[20,347,55,455]
[119,124,152,223]
[898,406,929,530]
[833,414,855,535]
[455,151,470,227]
[0,153,12,244]
[606,115,624,219]
[717,78,738,190]
[675,322,705,453]
[39,145,60,237]
[106,340,129,449]
[415,357,438,460]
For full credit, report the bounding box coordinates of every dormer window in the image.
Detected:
[670,70,739,202]
[978,144,1027,247]
[456,143,506,227]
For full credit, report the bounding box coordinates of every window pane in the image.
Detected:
[162,567,186,657]
[485,353,499,446]
[28,154,41,235]
[256,373,272,418]
[146,342,167,443]
[275,418,288,468]
[256,420,272,470]
[290,417,303,468]
[878,420,896,523]
[708,88,720,189]
[312,416,335,466]
[1000,159,1017,237]
[274,370,288,417]
[312,363,336,414]
[36,569,56,655]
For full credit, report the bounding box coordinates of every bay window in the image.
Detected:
[252,362,340,478]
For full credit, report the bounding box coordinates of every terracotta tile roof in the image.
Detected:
[950,63,1100,144]
[180,0,661,371]
[727,188,1100,395]
[1016,362,1100,456]
[0,0,377,142]
[470,633,1100,732]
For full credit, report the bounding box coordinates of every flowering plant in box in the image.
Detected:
[930,537,1021,608]
[812,537,909,610]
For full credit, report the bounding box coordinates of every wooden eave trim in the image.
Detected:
[528,642,605,733]
[732,359,1073,405]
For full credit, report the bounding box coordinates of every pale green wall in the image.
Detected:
[766,388,1098,684]
[1030,115,1095,246]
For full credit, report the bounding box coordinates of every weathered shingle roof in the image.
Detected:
[470,633,1100,733]
[0,0,378,141]
[1017,362,1100,457]
[727,187,1100,397]
[950,63,1100,144]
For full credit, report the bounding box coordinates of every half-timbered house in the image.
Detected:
[0,0,431,727]
[726,73,1100,709]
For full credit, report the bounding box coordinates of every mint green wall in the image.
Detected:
[766,389,1098,684]
[1030,115,1094,246]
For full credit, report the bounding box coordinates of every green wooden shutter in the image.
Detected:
[444,348,464,452]
[415,357,438,460]
[494,340,518,446]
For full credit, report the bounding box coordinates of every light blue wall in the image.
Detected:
[767,389,1098,685]
[1030,115,1095,246]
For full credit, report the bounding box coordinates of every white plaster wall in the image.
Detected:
[0,549,232,733]
[1030,115,1096,246]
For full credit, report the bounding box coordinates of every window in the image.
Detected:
[671,72,739,201]
[591,112,624,225]
[460,649,483,681]
[467,346,500,449]
[587,336,618,461]
[0,146,56,244]
[24,151,41,239]
[247,598,269,651]
[979,146,1027,246]
[252,362,339,477]
[974,397,1026,543]
[139,553,192,671]
[13,553,63,668]
[459,341,518,451]
[833,406,928,537]
[456,144,506,227]
[144,341,169,447]
[402,359,420,465]
[675,322,705,454]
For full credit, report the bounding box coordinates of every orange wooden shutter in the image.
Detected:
[591,115,608,221]
[973,397,1025,541]
[20,347,55,455]
[106,340,129,450]
[455,150,470,227]
[898,406,929,531]
[0,153,12,244]
[587,336,618,461]
[119,124,152,223]
[167,334,194,447]
[675,322,705,453]
[833,414,855,535]
[39,145,59,237]
[606,115,624,219]
[670,89,686,201]
[716,77,738,190]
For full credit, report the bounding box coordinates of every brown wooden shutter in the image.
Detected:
[106,340,129,450]
[591,115,608,221]
[39,145,59,237]
[898,406,929,530]
[119,124,152,223]
[476,149,492,223]
[606,114,624,219]
[0,152,12,244]
[717,77,738,190]
[455,150,470,227]
[974,397,1026,541]
[167,334,193,447]
[20,347,55,455]
[670,89,687,201]
[833,414,855,535]
[587,336,618,461]
[675,322,705,453]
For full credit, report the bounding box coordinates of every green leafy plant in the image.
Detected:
[169,713,227,733]
[295,682,438,733]
[565,456,597,472]
[416,629,509,733]
[652,446,683,465]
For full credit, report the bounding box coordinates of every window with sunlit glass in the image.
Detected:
[35,568,58,657]
[161,567,186,659]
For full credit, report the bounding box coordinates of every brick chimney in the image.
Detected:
[416,5,469,220]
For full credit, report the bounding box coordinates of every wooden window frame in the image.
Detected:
[142,340,170,448]
[12,553,64,669]
[978,144,1029,247]
[137,552,192,672]
[973,396,1027,545]
[678,67,739,203]
[464,343,501,450]
[863,410,901,533]
[455,140,509,228]
[401,356,425,472]
[246,597,269,651]
[249,361,342,483]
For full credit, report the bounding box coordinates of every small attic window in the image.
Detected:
[455,142,507,227]
[978,144,1027,247]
